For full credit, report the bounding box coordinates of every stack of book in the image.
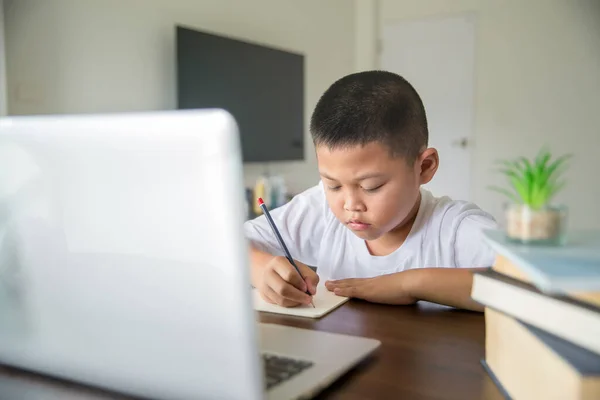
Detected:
[471,230,600,400]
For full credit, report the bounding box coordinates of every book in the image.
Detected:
[252,282,349,318]
[480,359,512,400]
[484,229,600,304]
[471,269,600,355]
[493,254,600,307]
[484,308,600,399]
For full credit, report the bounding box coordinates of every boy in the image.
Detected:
[245,71,496,312]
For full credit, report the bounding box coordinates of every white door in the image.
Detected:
[380,14,475,201]
[0,0,7,116]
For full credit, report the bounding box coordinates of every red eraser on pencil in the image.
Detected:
[257,197,264,206]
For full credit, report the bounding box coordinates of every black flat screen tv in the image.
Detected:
[176,26,304,162]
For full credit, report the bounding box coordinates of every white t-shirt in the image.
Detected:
[244,183,497,280]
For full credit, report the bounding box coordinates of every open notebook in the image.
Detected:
[252,282,349,318]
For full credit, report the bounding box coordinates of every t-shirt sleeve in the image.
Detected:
[453,213,498,268]
[243,183,327,267]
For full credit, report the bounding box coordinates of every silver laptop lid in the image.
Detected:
[0,110,263,399]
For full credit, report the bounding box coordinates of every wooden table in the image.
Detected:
[263,301,504,400]
[0,301,504,400]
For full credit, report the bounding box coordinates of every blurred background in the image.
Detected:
[1,0,598,229]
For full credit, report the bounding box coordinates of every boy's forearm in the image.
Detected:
[404,267,488,311]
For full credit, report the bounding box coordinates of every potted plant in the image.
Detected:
[490,148,571,245]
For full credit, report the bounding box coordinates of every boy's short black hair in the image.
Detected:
[310,70,428,163]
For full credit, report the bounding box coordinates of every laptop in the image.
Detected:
[0,110,380,400]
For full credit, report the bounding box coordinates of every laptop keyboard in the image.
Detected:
[263,353,314,389]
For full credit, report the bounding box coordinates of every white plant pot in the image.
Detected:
[505,204,567,245]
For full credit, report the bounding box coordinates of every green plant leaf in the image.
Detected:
[530,181,542,209]
[517,157,534,174]
[548,179,567,201]
[488,185,520,203]
[510,175,529,203]
[534,151,551,185]
[546,154,572,182]
[497,168,522,180]
[489,150,571,208]
[495,159,525,175]
[534,147,551,171]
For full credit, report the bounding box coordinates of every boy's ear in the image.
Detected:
[417,148,439,184]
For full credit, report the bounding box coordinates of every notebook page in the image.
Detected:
[252,282,349,318]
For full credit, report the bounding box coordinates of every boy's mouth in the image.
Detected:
[347,219,371,231]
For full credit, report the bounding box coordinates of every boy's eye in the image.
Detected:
[363,184,383,193]
[328,186,342,192]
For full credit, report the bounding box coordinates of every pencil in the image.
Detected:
[257,197,315,308]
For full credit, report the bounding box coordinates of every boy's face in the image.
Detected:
[316,142,438,241]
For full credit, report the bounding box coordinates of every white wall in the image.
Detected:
[369,0,600,230]
[4,0,355,192]
[6,0,600,230]
[0,0,7,116]
[354,0,378,72]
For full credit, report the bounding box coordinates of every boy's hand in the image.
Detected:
[325,272,417,305]
[257,256,319,308]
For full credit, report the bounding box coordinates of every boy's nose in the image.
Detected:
[344,196,366,212]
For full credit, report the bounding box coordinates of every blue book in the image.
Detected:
[484,229,600,294]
